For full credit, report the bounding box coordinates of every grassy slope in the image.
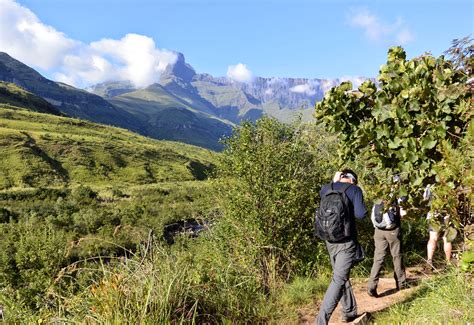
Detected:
[0,106,216,189]
[261,101,315,123]
[374,270,473,323]
[0,81,62,115]
[110,85,233,151]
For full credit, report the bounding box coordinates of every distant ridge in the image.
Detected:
[0,51,371,150]
[90,52,371,124]
[0,52,232,150]
[0,52,145,133]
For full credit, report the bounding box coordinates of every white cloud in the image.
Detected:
[0,0,177,88]
[289,83,316,96]
[58,34,177,88]
[227,63,254,83]
[347,8,414,45]
[0,0,77,69]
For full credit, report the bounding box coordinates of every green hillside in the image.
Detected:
[192,80,264,122]
[0,81,62,115]
[0,52,145,134]
[0,107,216,190]
[110,84,233,151]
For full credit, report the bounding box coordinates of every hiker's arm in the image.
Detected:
[399,206,407,218]
[353,187,367,219]
[398,196,407,218]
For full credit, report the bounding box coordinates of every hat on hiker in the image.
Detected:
[341,168,358,185]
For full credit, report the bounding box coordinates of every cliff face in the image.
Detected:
[157,52,370,122]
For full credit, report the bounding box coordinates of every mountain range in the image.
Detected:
[0,51,369,150]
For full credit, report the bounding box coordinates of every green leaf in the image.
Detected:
[388,137,402,149]
[445,227,457,242]
[359,81,376,95]
[375,125,390,139]
[339,81,352,92]
[413,175,424,186]
[399,186,408,197]
[421,135,437,149]
[404,150,418,163]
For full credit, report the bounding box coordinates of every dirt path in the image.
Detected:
[298,267,427,324]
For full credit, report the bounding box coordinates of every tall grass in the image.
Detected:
[374,268,474,323]
[26,233,277,323]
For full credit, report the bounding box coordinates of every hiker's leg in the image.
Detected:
[316,242,340,325]
[368,228,388,291]
[317,241,356,325]
[442,236,452,262]
[427,230,439,261]
[340,276,357,320]
[387,227,406,287]
[335,242,357,320]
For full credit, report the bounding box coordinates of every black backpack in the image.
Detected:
[315,183,352,242]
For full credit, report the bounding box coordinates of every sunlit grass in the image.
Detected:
[374,268,474,323]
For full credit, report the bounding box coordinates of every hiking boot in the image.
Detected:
[341,314,357,323]
[423,259,435,273]
[396,281,410,291]
[367,288,378,298]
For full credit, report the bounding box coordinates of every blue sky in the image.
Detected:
[1,0,473,87]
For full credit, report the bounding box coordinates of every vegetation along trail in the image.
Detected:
[0,34,471,323]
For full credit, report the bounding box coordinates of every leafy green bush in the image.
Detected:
[315,46,472,213]
[0,219,70,309]
[460,251,474,272]
[215,117,337,275]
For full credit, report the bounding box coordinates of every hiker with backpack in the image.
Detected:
[315,169,367,325]
[367,177,408,298]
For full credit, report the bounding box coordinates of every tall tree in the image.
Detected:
[315,44,472,228]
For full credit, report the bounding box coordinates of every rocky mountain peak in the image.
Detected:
[162,52,196,82]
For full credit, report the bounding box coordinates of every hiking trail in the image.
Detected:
[297,266,428,324]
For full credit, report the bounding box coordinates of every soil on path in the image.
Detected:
[298,266,427,324]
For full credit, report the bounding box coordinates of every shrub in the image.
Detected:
[215,117,337,275]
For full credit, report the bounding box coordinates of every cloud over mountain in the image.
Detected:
[227,63,254,83]
[289,84,316,96]
[58,34,177,88]
[0,0,76,70]
[0,0,177,88]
